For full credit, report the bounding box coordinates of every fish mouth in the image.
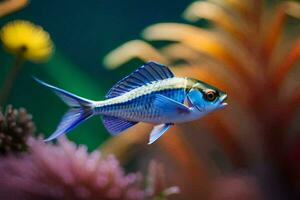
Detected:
[219,94,228,108]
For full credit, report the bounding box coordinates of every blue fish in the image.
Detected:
[35,61,227,144]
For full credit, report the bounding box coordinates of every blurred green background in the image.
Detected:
[0,0,194,150]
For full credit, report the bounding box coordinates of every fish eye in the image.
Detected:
[204,89,217,101]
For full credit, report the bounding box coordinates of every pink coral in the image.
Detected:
[0,137,145,200]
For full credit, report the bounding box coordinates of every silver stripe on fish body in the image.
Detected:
[94,77,188,123]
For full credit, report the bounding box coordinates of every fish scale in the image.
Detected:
[95,78,187,122]
[100,90,186,122]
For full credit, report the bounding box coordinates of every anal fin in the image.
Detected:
[102,115,138,135]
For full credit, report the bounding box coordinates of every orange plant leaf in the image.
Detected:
[262,1,300,60]
[142,23,256,85]
[161,43,203,64]
[183,1,252,46]
[0,0,28,17]
[209,0,253,21]
[103,40,169,69]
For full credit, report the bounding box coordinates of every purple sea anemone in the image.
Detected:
[0,137,146,200]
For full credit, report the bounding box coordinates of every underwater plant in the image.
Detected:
[0,20,53,104]
[0,136,178,200]
[0,0,28,17]
[0,105,35,155]
[0,20,53,62]
[103,0,300,199]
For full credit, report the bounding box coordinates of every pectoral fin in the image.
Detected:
[148,123,173,145]
[153,94,190,115]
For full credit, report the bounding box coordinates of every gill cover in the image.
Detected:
[187,89,205,112]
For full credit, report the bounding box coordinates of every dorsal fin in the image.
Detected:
[106,61,174,98]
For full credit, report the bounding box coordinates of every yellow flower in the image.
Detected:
[0,20,53,62]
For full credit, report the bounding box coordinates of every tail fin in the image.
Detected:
[33,78,94,142]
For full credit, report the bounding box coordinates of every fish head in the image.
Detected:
[187,78,227,113]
